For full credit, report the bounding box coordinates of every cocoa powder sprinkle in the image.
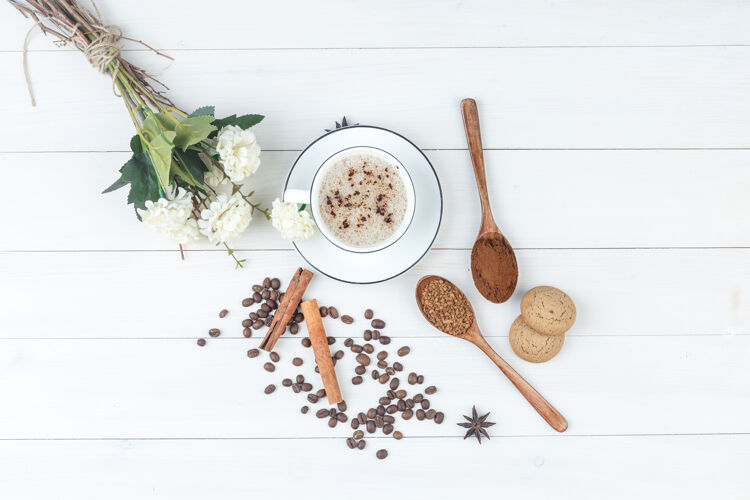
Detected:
[420,279,473,335]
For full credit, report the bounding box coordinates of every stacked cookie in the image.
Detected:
[509,286,576,363]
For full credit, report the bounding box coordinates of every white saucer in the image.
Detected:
[283,126,442,284]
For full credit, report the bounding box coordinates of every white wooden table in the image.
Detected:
[1,2,749,498]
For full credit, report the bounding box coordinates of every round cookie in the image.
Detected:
[509,315,564,363]
[520,286,576,336]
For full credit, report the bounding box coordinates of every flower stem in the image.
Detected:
[222,242,245,269]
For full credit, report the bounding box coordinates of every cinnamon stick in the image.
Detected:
[259,267,314,352]
[300,298,343,405]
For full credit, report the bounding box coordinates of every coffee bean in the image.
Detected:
[292,357,303,367]
[375,416,384,428]
[378,373,390,384]
[426,409,436,419]
[293,375,303,384]
[376,405,386,416]
[372,330,381,340]
[269,351,280,362]
[262,277,271,288]
[292,383,301,393]
[363,344,374,354]
[416,409,426,420]
[314,366,320,373]
[391,363,402,374]
[301,406,309,414]
[377,360,387,369]
[355,413,366,425]
[413,393,423,403]
[379,397,391,405]
[363,330,372,341]
[260,303,271,313]
[344,338,353,347]
[290,323,299,334]
[425,385,437,395]
[341,315,353,324]
[379,336,391,345]
[336,412,348,423]
[330,408,338,417]
[282,378,292,387]
[393,431,403,440]
[376,449,388,460]
[266,299,276,310]
[389,378,400,390]
[249,312,258,320]
[355,353,371,366]
[242,298,253,307]
[350,344,362,353]
[357,439,366,450]
[402,409,413,420]
[346,438,356,449]
[252,284,262,293]
[302,338,311,348]
[327,336,336,345]
[384,415,396,425]
[219,309,229,318]
[316,409,329,418]
[197,338,206,346]
[328,418,337,428]
[386,405,397,414]
[417,375,424,384]
[242,328,252,338]
[394,389,406,399]
[371,370,380,380]
[328,307,339,319]
[261,290,270,300]
[263,362,275,372]
[265,316,273,327]
[316,389,326,398]
[387,390,396,399]
[271,290,280,301]
[319,306,328,317]
[371,319,385,329]
[434,412,445,424]
[334,350,344,360]
[242,318,252,328]
[351,429,364,440]
[208,328,220,337]
[408,372,417,384]
[338,401,347,412]
[397,346,410,357]
[367,408,377,419]
[264,384,276,394]
[257,310,268,319]
[352,376,363,385]
[376,351,387,361]
[301,383,313,392]
[364,309,374,319]
[383,424,394,435]
[354,365,366,375]
[385,367,395,375]
[406,399,415,409]
[351,419,360,429]
[247,348,260,358]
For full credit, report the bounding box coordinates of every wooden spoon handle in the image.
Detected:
[472,335,568,432]
[461,98,495,229]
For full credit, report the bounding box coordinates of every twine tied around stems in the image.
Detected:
[23,18,122,107]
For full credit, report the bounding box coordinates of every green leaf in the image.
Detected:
[211,113,264,132]
[190,105,215,117]
[102,153,160,212]
[176,149,208,185]
[154,112,177,131]
[129,134,143,154]
[148,130,177,191]
[173,115,217,151]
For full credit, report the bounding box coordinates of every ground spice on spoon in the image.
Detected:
[419,279,474,335]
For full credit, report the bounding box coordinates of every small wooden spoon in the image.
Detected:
[415,275,568,432]
[461,98,518,303]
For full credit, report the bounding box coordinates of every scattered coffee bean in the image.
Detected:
[358,412,367,424]
[319,306,329,317]
[314,366,320,373]
[372,330,381,340]
[266,299,276,309]
[352,376,363,385]
[386,405,397,414]
[351,429,364,440]
[367,408,377,419]
[260,303,271,313]
[377,351,388,361]
[356,353,371,366]
[341,315,354,324]
[270,278,280,290]
[386,367,395,376]
[363,343,374,354]
[351,344,363,353]
[397,346,410,357]
[302,338,311,348]
[264,384,276,394]
[417,375,424,384]
[336,413,348,423]
[197,338,206,346]
[425,385,437,395]
[301,383,312,392]
[355,365,366,375]
[334,350,344,360]
[379,397,391,405]
[242,318,253,328]
[408,372,417,384]
[364,309,374,319]
[252,284,262,293]
[386,390,396,399]
[434,412,444,424]
[346,437,356,449]
[247,348,260,358]
[393,362,403,372]
[328,418,337,428]
[242,328,252,338]
[416,409,426,420]
[395,389,407,399]
[383,424,394,435]
[375,416,384,428]
[406,399,415,409]
[426,409,436,419]
[371,319,385,329]
[263,362,275,372]
[265,316,274,327]
[262,277,271,288]
[301,406,309,414]
[413,394,424,403]
[376,449,388,460]
[208,328,220,337]
[344,338,353,347]
[296,374,305,384]
[282,378,292,387]
[371,370,380,380]
[291,357,303,367]
[327,336,336,345]
[389,378,400,390]
[316,389,327,398]
[351,419,360,429]
[269,351,280,362]
[294,312,303,322]
[290,323,299,334]
[307,394,318,404]
[402,409,414,420]
[219,309,228,318]
[242,298,253,307]
[357,439,366,450]
[261,290,270,300]
[316,409,329,418]
[379,336,391,345]
[376,405,386,416]
[292,384,301,393]
[378,373,390,384]
[252,319,265,329]
[363,330,372,341]
[377,360,387,369]
[396,399,406,411]
[328,307,339,319]
[338,401,347,412]
[271,290,280,301]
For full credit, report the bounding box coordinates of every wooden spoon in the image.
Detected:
[461,98,518,303]
[415,275,568,432]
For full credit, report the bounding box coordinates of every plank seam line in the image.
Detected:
[1,247,749,253]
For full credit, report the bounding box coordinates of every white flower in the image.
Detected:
[137,188,202,244]
[204,163,229,188]
[215,125,261,182]
[198,192,253,243]
[270,198,317,241]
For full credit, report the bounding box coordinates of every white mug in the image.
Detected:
[285,146,416,253]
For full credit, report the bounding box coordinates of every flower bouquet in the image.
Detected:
[10,0,316,267]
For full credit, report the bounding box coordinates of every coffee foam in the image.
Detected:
[316,153,407,248]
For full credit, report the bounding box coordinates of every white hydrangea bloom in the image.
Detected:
[199,192,253,243]
[215,125,261,182]
[270,198,317,241]
[137,188,202,244]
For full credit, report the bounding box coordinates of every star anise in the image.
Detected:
[457,405,495,443]
[325,116,359,132]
